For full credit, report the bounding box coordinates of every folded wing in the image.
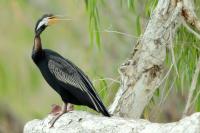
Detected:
[48,55,110,116]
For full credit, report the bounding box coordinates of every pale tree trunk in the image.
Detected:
[109,0,182,118]
[24,0,200,132]
[109,0,200,118]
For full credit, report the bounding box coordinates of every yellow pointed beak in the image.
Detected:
[48,16,72,26]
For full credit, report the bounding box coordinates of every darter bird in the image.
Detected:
[32,14,110,127]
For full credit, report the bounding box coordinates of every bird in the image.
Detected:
[32,14,110,127]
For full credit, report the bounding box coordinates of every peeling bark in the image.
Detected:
[24,111,200,133]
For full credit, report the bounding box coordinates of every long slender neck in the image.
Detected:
[33,35,42,53]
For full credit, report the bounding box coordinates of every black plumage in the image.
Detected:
[32,14,110,126]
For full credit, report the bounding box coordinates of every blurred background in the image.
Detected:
[0,0,199,133]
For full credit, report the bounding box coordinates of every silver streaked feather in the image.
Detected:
[48,56,100,111]
[48,60,84,90]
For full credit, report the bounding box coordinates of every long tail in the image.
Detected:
[75,67,111,117]
[94,96,110,117]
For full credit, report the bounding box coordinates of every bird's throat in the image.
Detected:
[33,35,42,53]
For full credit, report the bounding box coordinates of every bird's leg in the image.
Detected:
[50,103,74,115]
[49,103,67,128]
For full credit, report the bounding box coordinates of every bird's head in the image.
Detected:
[35,14,71,36]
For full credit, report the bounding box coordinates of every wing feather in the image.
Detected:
[48,56,99,111]
[48,59,86,91]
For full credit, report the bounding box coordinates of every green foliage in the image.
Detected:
[0,0,200,126]
[98,76,108,100]
[155,88,160,97]
[136,15,141,36]
[174,27,199,89]
[127,0,135,11]
[85,0,101,48]
[196,94,200,112]
[145,0,158,17]
[119,0,135,11]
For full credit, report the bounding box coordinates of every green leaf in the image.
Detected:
[127,0,135,11]
[85,0,101,48]
[195,94,200,112]
[136,15,141,36]
[155,88,160,97]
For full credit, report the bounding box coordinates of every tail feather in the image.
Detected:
[76,69,111,117]
[86,92,110,117]
[99,104,110,117]
[94,96,110,117]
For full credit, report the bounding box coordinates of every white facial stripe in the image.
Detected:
[36,17,49,30]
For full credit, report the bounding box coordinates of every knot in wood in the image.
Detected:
[149,65,161,78]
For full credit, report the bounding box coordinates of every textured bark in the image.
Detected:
[24,111,200,133]
[109,0,183,118]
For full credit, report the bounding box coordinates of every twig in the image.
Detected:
[104,29,138,38]
[93,77,120,84]
[98,77,120,94]
[182,19,200,40]
[150,65,176,120]
[170,27,179,77]
[94,28,140,39]
[190,86,200,110]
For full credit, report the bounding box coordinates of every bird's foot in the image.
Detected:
[49,111,66,128]
[49,103,74,116]
[48,103,74,128]
[49,104,62,116]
